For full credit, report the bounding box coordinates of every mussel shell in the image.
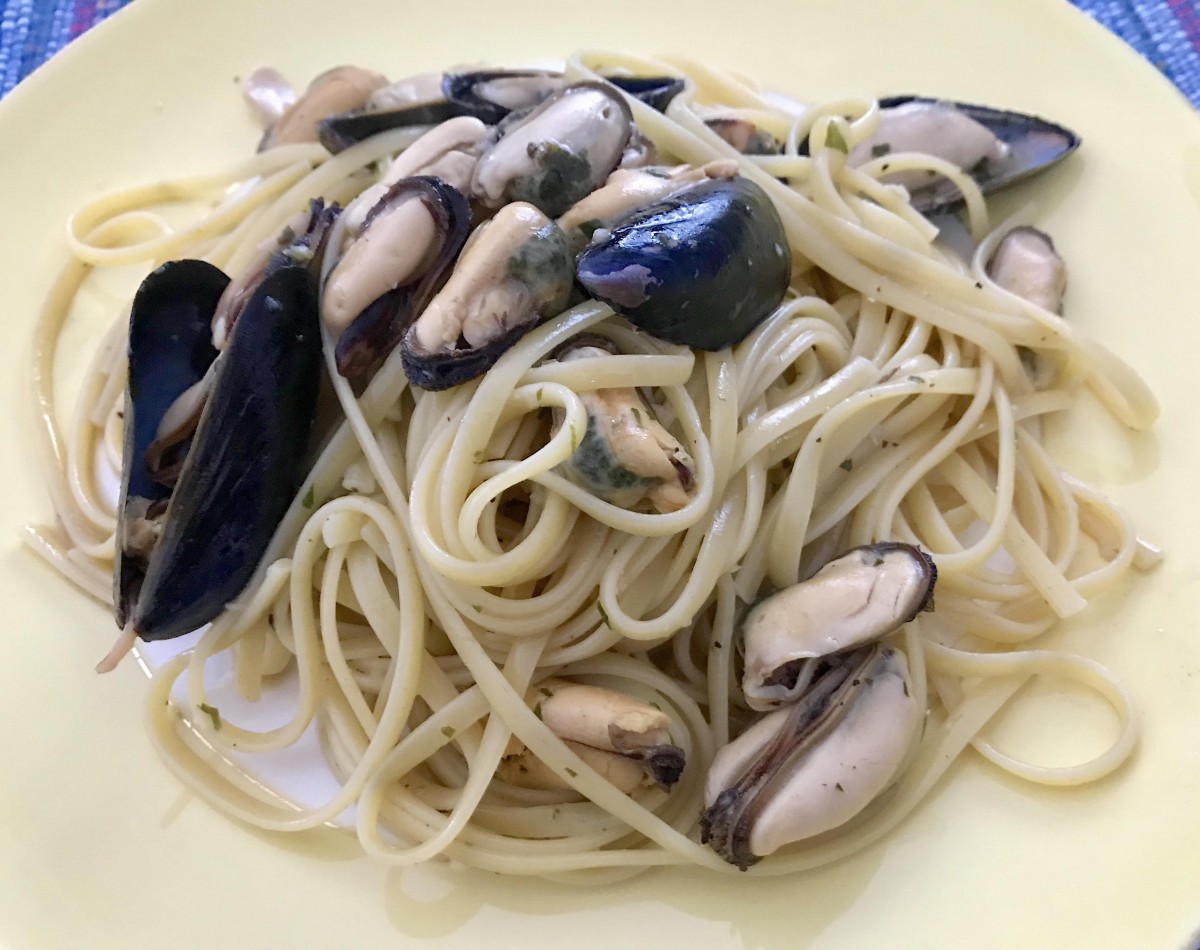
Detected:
[607,75,686,112]
[576,176,791,350]
[401,317,538,392]
[114,260,228,629]
[318,101,456,153]
[131,265,322,641]
[400,207,573,391]
[853,96,1080,213]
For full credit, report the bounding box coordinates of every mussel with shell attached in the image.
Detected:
[318,68,686,153]
[840,96,1080,214]
[109,208,335,668]
[700,542,936,869]
[400,201,574,391]
[556,160,739,253]
[322,176,472,378]
[549,336,695,513]
[576,175,791,350]
[255,66,388,150]
[497,679,686,793]
[470,81,634,219]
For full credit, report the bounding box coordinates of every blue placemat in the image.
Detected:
[2,0,1199,104]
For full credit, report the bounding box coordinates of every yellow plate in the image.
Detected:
[4,0,1200,946]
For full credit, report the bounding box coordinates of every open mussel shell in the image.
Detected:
[576,176,791,350]
[114,260,228,629]
[852,96,1080,214]
[129,265,323,641]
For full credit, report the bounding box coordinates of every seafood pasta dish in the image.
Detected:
[26,50,1158,880]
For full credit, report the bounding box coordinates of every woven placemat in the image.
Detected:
[2,0,1199,105]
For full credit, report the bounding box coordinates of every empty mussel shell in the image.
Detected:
[576,176,791,350]
[261,65,388,151]
[847,96,1080,214]
[318,69,686,154]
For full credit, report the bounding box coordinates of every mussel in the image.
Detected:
[318,68,686,154]
[115,260,326,647]
[322,176,472,378]
[843,96,1080,214]
[111,213,334,663]
[700,542,935,869]
[471,82,634,219]
[400,201,573,390]
[497,679,686,793]
[259,66,388,151]
[706,117,782,156]
[740,542,936,711]
[985,225,1066,315]
[701,643,920,870]
[556,160,739,253]
[575,176,791,350]
[550,336,695,513]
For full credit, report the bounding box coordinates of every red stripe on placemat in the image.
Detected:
[1168,0,1200,52]
[69,0,100,39]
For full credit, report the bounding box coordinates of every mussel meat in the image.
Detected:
[845,96,1080,213]
[259,66,387,151]
[400,201,573,390]
[556,160,739,253]
[575,176,791,350]
[498,679,686,792]
[551,336,695,513]
[322,176,472,378]
[742,541,936,711]
[985,225,1066,315]
[471,82,634,218]
[706,117,782,155]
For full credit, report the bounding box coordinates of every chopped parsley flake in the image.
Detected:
[824,124,849,154]
[302,485,315,509]
[440,726,455,739]
[870,143,891,158]
[198,703,222,730]
[839,459,853,472]
[565,768,578,778]
[597,602,610,627]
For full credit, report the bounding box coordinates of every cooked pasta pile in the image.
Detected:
[25,50,1157,883]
